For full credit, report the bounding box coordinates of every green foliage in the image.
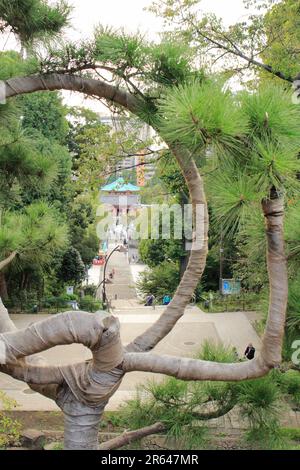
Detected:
[118,379,208,450]
[21,92,69,144]
[204,83,300,240]
[236,374,283,430]
[136,261,180,301]
[0,201,68,265]
[0,50,38,80]
[262,0,300,80]
[156,151,188,198]
[207,169,260,238]
[79,295,102,313]
[58,247,86,285]
[139,238,185,269]
[241,84,300,144]
[285,200,300,271]
[197,340,239,363]
[0,391,21,449]
[147,40,199,87]
[94,26,147,70]
[159,80,247,152]
[0,0,71,46]
[0,134,59,203]
[279,370,300,409]
[286,275,300,335]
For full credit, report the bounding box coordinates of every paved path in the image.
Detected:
[102,245,137,305]
[0,307,262,411]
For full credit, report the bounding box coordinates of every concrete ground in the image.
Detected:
[0,306,261,411]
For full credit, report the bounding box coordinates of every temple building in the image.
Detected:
[100,177,141,221]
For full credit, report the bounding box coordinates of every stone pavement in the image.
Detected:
[0,307,263,412]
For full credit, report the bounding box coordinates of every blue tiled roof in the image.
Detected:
[101,177,140,192]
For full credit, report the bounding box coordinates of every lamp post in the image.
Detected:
[101,244,127,310]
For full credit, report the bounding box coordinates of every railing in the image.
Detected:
[5,298,103,314]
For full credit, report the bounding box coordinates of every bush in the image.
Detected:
[197,340,238,363]
[42,294,78,309]
[79,295,102,312]
[136,261,180,302]
[0,392,21,449]
[236,373,284,433]
[83,285,97,297]
[279,370,300,409]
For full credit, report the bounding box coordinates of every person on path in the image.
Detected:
[244,343,255,360]
[163,294,171,305]
[145,294,155,307]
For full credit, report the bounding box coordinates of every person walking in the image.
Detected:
[163,294,171,305]
[144,294,155,307]
[244,343,256,360]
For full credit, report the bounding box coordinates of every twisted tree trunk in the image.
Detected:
[0,73,288,450]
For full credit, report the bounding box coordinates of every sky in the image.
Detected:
[66,0,249,40]
[0,0,251,113]
[61,0,251,112]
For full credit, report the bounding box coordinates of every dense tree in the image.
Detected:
[21,91,69,143]
[148,0,299,83]
[0,0,71,49]
[58,247,86,285]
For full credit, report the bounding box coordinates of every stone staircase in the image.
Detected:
[104,247,137,304]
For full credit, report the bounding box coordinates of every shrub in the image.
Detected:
[197,339,239,363]
[0,392,21,449]
[136,261,180,302]
[236,373,284,432]
[280,370,300,409]
[79,295,102,312]
[83,285,97,297]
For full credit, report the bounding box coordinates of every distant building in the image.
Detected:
[100,177,141,221]
[100,115,158,186]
